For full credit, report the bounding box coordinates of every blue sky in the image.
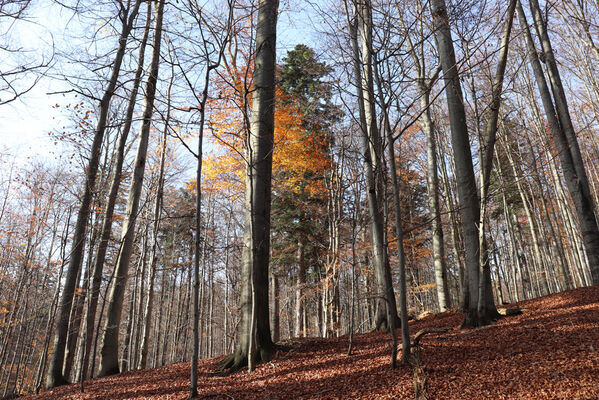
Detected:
[1,0,325,166]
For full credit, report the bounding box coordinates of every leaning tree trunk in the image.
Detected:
[79,2,151,381]
[98,0,165,377]
[45,0,143,388]
[138,121,167,371]
[525,0,599,284]
[431,0,495,327]
[220,0,278,372]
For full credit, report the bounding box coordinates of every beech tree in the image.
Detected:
[346,0,400,332]
[519,0,599,285]
[220,0,279,372]
[431,0,498,327]
[98,0,165,377]
[45,0,144,388]
[4,1,599,396]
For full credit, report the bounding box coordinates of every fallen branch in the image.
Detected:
[411,328,450,346]
[408,328,449,400]
[458,325,494,336]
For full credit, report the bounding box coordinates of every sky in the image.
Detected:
[1,2,76,164]
[0,1,326,167]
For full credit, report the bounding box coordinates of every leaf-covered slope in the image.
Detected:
[25,286,599,399]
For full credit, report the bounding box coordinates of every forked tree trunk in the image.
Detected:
[45,0,143,388]
[79,3,151,380]
[431,0,495,327]
[347,0,399,332]
[98,0,165,377]
[220,0,278,372]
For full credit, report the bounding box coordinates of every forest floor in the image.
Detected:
[24,286,599,400]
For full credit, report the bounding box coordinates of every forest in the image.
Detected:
[1,0,598,398]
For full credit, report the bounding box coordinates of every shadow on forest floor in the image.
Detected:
[23,286,599,400]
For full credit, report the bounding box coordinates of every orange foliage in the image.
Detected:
[195,81,329,201]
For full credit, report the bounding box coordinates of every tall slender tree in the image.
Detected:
[98,0,165,377]
[349,0,399,331]
[45,0,143,388]
[525,0,599,284]
[431,0,496,327]
[79,2,152,380]
[220,0,279,372]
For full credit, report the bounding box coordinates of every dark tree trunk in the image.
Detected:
[220,0,279,372]
[431,0,496,327]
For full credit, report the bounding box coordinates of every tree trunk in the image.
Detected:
[431,0,495,327]
[271,270,280,343]
[45,0,143,388]
[346,0,399,331]
[98,0,165,377]
[220,0,278,372]
[79,3,151,380]
[525,0,599,284]
[295,239,306,337]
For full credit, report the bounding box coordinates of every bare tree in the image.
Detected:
[45,0,143,388]
[220,0,279,372]
[98,0,165,377]
[431,0,496,327]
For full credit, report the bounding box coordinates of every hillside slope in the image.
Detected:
[25,286,599,400]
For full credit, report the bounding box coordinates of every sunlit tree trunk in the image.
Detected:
[347,0,399,331]
[98,0,165,377]
[431,0,496,327]
[45,0,143,388]
[525,0,599,284]
[295,239,306,337]
[78,3,151,380]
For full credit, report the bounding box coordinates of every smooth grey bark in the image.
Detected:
[373,62,410,363]
[431,0,495,327]
[187,6,230,392]
[220,0,278,372]
[476,0,516,323]
[349,0,399,331]
[422,90,451,312]
[398,0,450,312]
[480,0,517,190]
[138,122,167,371]
[98,0,165,377]
[525,0,599,285]
[295,239,306,337]
[79,3,151,380]
[45,0,143,388]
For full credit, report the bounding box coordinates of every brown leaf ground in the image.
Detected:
[25,286,599,400]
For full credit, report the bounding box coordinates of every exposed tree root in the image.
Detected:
[218,345,273,374]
